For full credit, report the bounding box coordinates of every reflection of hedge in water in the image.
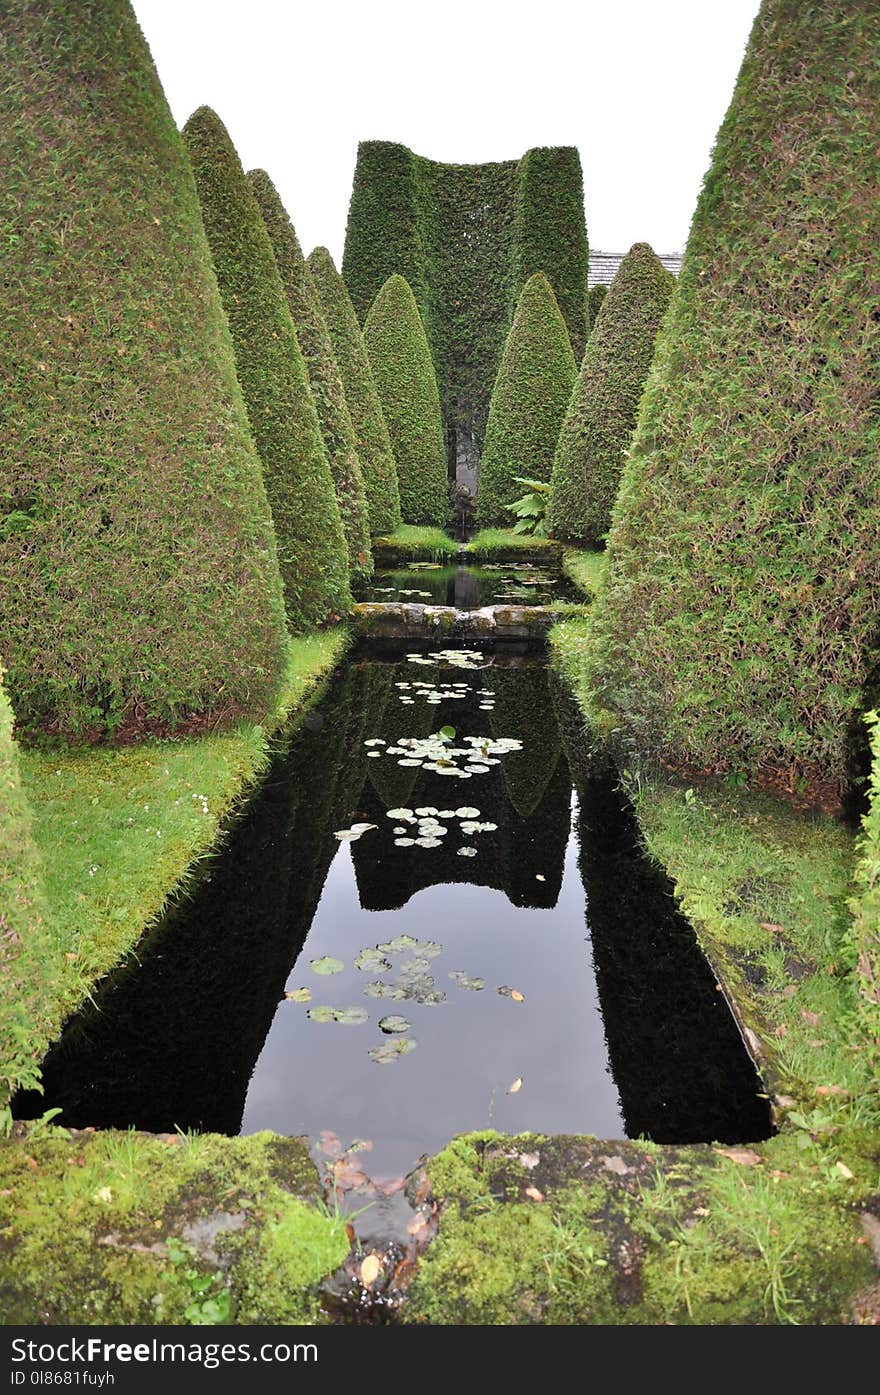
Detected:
[569,750,771,1145]
[488,666,562,818]
[15,664,384,1136]
[364,672,439,810]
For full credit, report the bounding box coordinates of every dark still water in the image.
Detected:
[16,646,771,1190]
[355,563,580,609]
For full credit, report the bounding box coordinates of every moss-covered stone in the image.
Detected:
[0,1127,348,1324]
[363,275,448,525]
[477,275,577,525]
[184,109,351,631]
[0,0,288,737]
[548,244,674,545]
[586,0,880,797]
[307,247,402,536]
[248,170,373,579]
[586,284,607,334]
[341,142,588,481]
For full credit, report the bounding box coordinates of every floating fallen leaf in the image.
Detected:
[497,985,525,1002]
[507,1077,523,1095]
[360,1254,382,1287]
[524,1186,545,1202]
[310,956,344,976]
[715,1147,762,1166]
[284,987,311,1003]
[835,1161,854,1180]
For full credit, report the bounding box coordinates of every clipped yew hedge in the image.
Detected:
[477,274,577,526]
[548,244,674,545]
[184,109,350,630]
[363,275,448,525]
[588,0,880,798]
[341,142,588,476]
[248,169,373,578]
[586,285,607,334]
[0,0,288,736]
[307,248,402,536]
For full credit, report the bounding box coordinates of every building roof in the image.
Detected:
[588,250,683,287]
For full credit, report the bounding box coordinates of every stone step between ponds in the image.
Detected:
[353,601,563,642]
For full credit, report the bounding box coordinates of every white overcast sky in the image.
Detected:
[133,0,759,265]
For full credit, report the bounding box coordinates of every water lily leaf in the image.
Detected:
[394,837,415,847]
[363,738,386,746]
[457,847,478,857]
[333,823,377,841]
[415,806,439,817]
[355,948,392,973]
[284,987,312,1003]
[449,971,484,991]
[416,940,442,958]
[308,1005,368,1025]
[368,1037,418,1065]
[379,1015,411,1034]
[415,836,443,848]
[508,1077,523,1094]
[455,807,480,818]
[438,725,456,741]
[497,986,525,1002]
[398,958,433,978]
[311,956,344,976]
[363,981,407,1000]
[377,934,421,953]
[386,808,415,821]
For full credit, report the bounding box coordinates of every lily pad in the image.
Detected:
[438,725,456,741]
[355,948,392,973]
[415,806,439,817]
[311,956,344,976]
[456,807,480,818]
[394,837,415,847]
[364,981,407,1001]
[333,823,377,842]
[457,846,478,857]
[377,934,421,953]
[369,1037,418,1065]
[449,971,484,991]
[386,808,415,821]
[415,836,443,848]
[307,1006,368,1025]
[378,1014,411,1035]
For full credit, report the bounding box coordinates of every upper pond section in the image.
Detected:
[17,646,771,1188]
[355,563,580,610]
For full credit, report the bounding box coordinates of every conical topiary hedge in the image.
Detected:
[587,0,880,800]
[0,0,288,736]
[548,244,674,545]
[363,275,448,525]
[586,284,607,334]
[477,273,577,526]
[184,108,351,630]
[307,248,402,537]
[248,169,373,578]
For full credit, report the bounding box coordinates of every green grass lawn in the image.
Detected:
[5,630,348,1109]
[370,524,459,561]
[465,528,562,558]
[562,547,606,600]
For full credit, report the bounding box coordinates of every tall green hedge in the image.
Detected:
[477,274,577,525]
[247,169,373,578]
[184,109,351,630]
[587,0,880,798]
[548,244,674,545]
[0,0,288,737]
[307,248,402,536]
[363,275,448,525]
[341,142,588,481]
[512,147,589,360]
[586,285,607,334]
